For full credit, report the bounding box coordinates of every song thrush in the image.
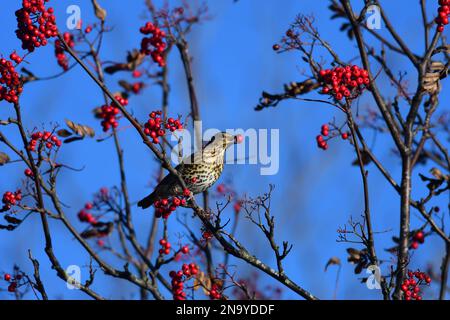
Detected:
[138,132,241,209]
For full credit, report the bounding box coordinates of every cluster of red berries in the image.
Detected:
[209,283,222,300]
[158,239,171,255]
[1,190,22,211]
[3,273,22,293]
[28,131,61,152]
[54,32,74,71]
[24,168,34,178]
[0,57,22,104]
[140,22,167,67]
[153,194,188,219]
[436,0,449,32]
[319,65,370,101]
[9,52,23,64]
[98,96,128,132]
[144,111,183,144]
[15,0,58,52]
[317,125,330,150]
[410,230,425,250]
[316,124,349,150]
[401,270,431,300]
[169,263,199,300]
[77,202,98,225]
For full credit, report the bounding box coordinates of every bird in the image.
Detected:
[137,132,242,209]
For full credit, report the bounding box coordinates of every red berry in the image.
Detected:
[4,274,11,282]
[181,246,189,254]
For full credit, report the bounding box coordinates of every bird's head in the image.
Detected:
[202,132,243,162]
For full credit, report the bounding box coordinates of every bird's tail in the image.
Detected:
[137,192,156,209]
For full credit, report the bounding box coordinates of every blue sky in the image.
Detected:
[0,0,448,299]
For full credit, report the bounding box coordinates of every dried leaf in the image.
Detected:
[4,215,21,225]
[64,136,84,144]
[91,0,107,22]
[419,173,444,191]
[57,129,73,138]
[118,80,133,92]
[430,167,448,181]
[346,248,361,263]
[104,50,145,74]
[65,119,95,138]
[325,257,341,271]
[194,271,211,295]
[0,152,10,165]
[0,224,16,231]
[81,222,113,239]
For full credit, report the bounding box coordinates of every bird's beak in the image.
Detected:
[234,134,243,144]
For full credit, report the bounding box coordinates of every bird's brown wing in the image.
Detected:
[137,163,185,209]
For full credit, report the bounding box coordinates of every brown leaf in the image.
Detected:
[57,129,73,138]
[64,136,84,144]
[419,173,444,191]
[325,257,341,271]
[91,0,107,22]
[0,152,10,165]
[65,119,95,138]
[430,167,448,181]
[118,80,133,92]
[194,271,211,295]
[4,215,22,225]
[104,50,145,74]
[346,248,361,263]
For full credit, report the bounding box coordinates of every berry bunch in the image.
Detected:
[158,239,171,255]
[2,190,22,211]
[3,273,23,293]
[169,263,199,300]
[144,111,183,144]
[9,52,23,64]
[317,124,330,150]
[0,57,22,104]
[140,22,167,67]
[77,202,98,225]
[98,96,128,132]
[54,32,74,71]
[401,270,431,300]
[410,230,425,250]
[436,0,449,32]
[154,196,187,219]
[28,131,62,152]
[319,65,370,101]
[15,0,58,52]
[316,124,349,151]
[209,282,222,300]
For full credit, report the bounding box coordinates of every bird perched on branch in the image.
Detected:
[138,132,242,209]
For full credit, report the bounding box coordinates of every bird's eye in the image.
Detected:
[210,136,215,142]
